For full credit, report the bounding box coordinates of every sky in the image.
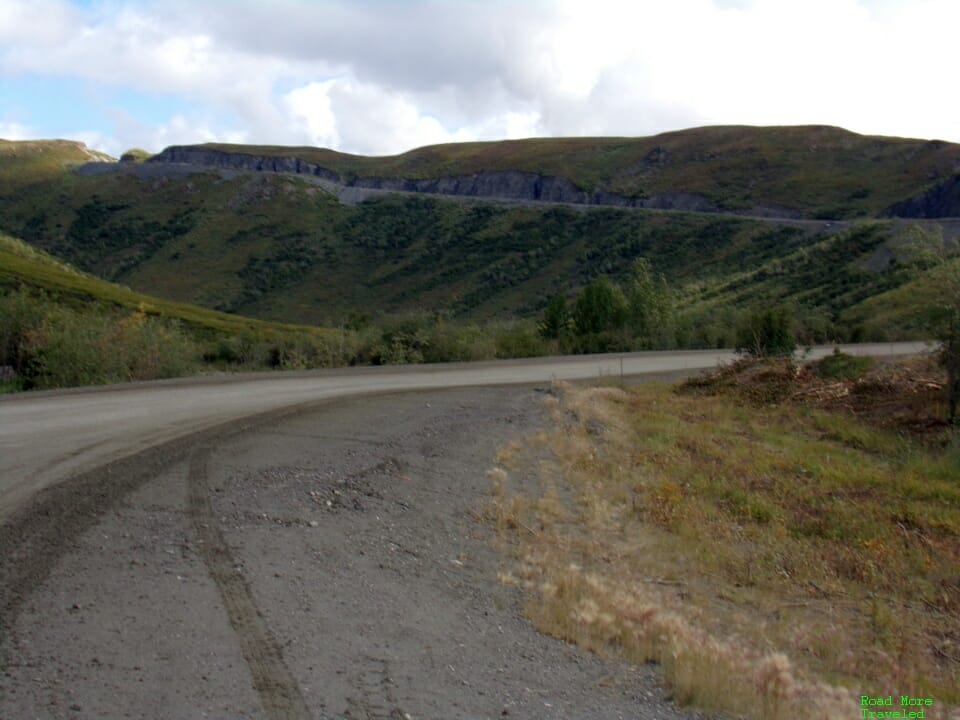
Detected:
[1,0,958,158]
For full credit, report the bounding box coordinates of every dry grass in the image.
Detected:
[485,366,960,720]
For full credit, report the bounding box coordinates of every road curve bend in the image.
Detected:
[0,342,928,521]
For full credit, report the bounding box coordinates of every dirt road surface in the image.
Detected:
[3,387,719,719]
[0,344,926,522]
[0,344,927,719]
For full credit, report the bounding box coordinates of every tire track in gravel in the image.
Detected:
[344,656,406,720]
[187,448,311,720]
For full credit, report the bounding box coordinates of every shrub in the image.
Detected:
[735,306,796,358]
[573,276,628,336]
[0,288,47,385]
[626,257,674,348]
[0,289,199,389]
[423,321,496,363]
[495,322,550,359]
[538,294,571,340]
[813,348,874,380]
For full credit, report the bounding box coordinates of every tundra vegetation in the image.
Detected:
[486,357,959,720]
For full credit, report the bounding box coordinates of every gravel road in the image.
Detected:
[2,387,717,719]
[0,344,928,719]
[0,344,926,523]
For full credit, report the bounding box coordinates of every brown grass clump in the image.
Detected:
[486,369,960,720]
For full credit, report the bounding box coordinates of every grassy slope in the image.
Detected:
[0,232,335,340]
[197,125,960,218]
[489,373,958,719]
[0,165,799,318]
[0,139,112,193]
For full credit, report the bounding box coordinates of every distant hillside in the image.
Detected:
[0,129,957,348]
[150,126,960,220]
[0,138,113,195]
[0,231,371,389]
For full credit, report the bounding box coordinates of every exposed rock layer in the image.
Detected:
[144,146,960,219]
[884,175,960,219]
[148,146,717,212]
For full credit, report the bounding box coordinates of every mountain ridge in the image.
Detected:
[145,125,960,219]
[145,146,724,215]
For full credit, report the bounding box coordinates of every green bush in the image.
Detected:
[573,276,628,336]
[735,306,796,358]
[495,322,550,359]
[262,330,362,370]
[0,289,200,389]
[538,295,571,340]
[813,348,874,380]
[422,321,496,363]
[203,335,259,366]
[626,257,674,348]
[0,287,47,386]
[567,329,632,355]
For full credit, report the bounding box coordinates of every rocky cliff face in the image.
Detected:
[151,146,341,183]
[148,146,718,212]
[885,175,960,218]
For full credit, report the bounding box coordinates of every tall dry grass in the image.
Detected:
[485,380,960,720]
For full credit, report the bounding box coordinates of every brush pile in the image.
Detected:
[680,350,950,441]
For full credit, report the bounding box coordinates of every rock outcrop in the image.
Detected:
[151,146,341,183]
[885,175,960,219]
[148,146,718,212]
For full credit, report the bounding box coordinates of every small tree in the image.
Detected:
[573,276,628,336]
[627,257,673,348]
[735,305,796,358]
[538,294,571,340]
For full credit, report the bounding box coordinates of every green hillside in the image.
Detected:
[0,232,335,337]
[0,139,112,197]
[1,129,957,360]
[0,231,365,390]
[194,125,960,218]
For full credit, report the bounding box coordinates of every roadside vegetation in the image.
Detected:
[0,231,553,390]
[5,221,959,402]
[486,356,958,719]
[0,232,360,390]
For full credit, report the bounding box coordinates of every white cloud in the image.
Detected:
[284,81,339,149]
[325,80,452,155]
[0,120,33,140]
[283,78,454,155]
[0,0,80,45]
[1,0,957,153]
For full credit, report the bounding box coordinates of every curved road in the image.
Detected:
[0,342,927,521]
[0,342,932,719]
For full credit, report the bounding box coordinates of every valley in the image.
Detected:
[2,127,958,338]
